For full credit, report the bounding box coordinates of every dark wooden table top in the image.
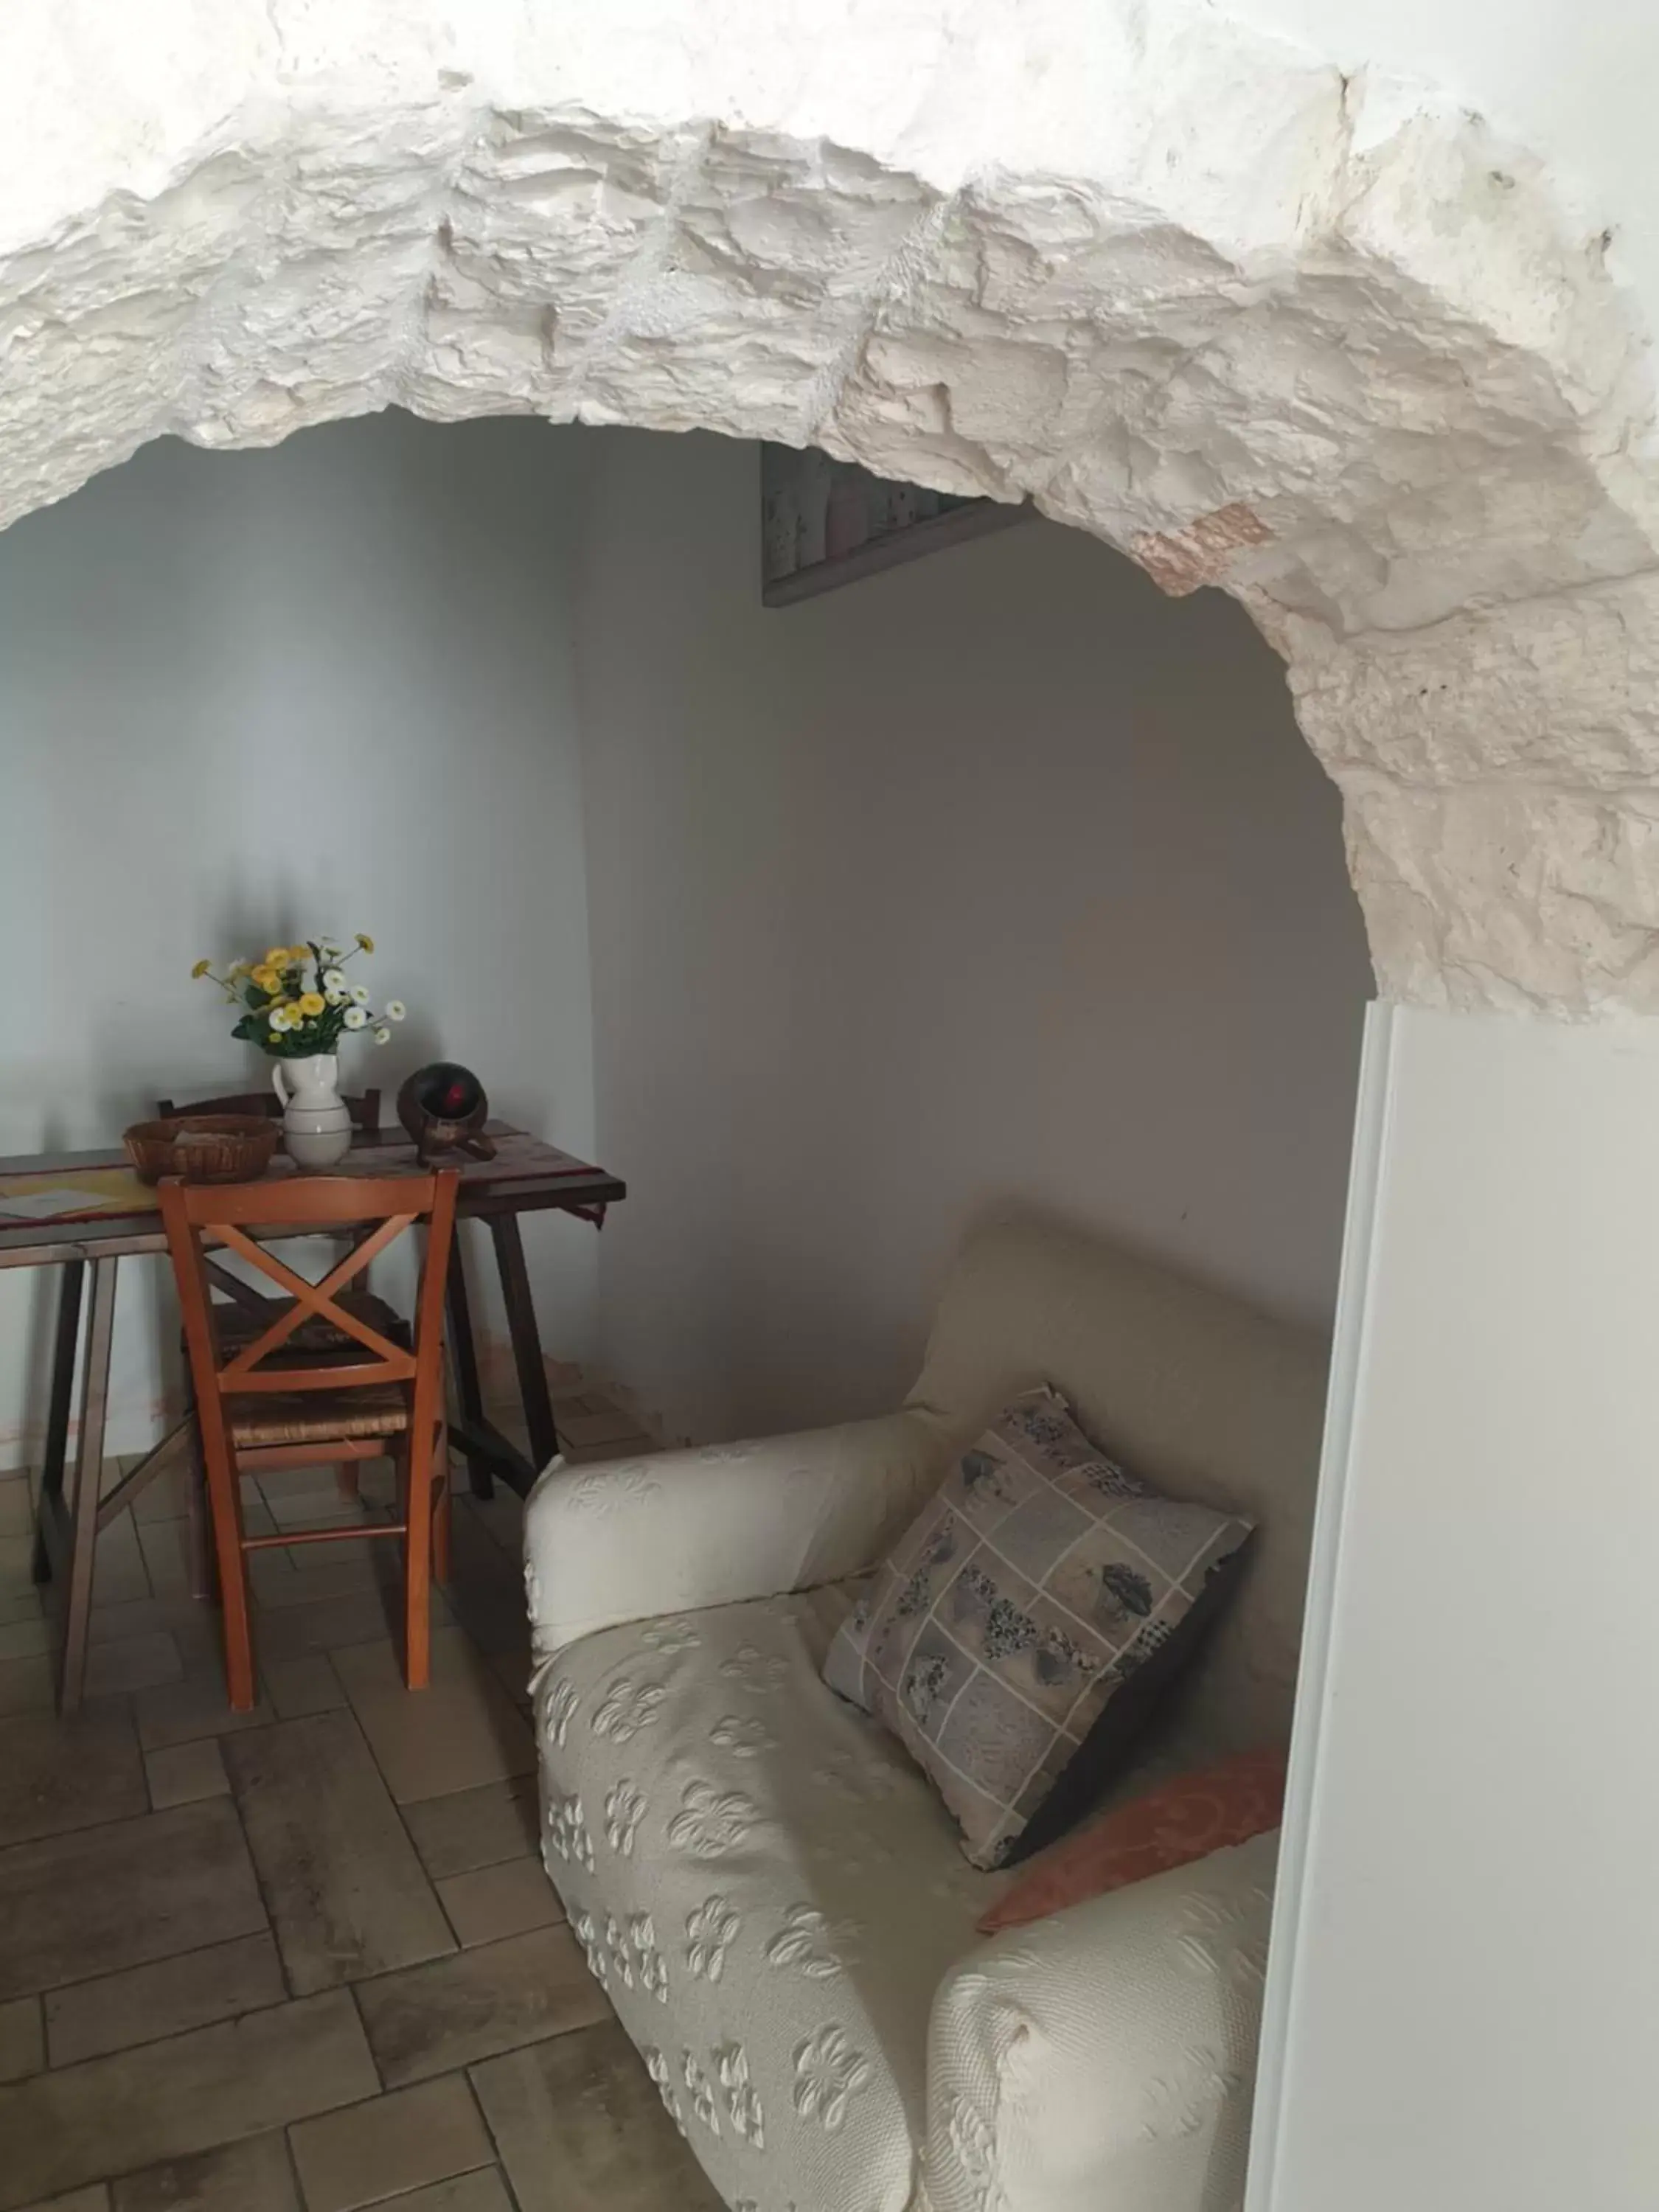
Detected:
[0,1124,625,1269]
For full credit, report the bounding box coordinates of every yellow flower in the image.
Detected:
[251,964,280,993]
[190,958,212,979]
[298,991,326,1018]
[263,946,291,969]
[355,933,375,954]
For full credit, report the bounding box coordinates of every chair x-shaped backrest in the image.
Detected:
[159,1169,459,1402]
[212,1214,415,1390]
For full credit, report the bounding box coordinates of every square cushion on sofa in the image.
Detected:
[821,1386,1255,1868]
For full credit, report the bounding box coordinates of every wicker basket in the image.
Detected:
[124,1114,280,1186]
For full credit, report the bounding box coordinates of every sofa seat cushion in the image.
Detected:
[534,1584,1000,2212]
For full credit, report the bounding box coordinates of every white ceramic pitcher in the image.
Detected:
[272,1052,352,1168]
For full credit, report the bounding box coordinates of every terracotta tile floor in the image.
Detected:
[0,1394,723,2212]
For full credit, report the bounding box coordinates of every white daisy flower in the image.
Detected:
[350,984,370,1005]
[385,1000,406,1022]
[324,988,345,1007]
[268,1006,290,1032]
[343,1005,368,1030]
[322,968,346,991]
[372,1026,391,1046]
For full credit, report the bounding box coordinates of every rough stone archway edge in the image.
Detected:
[5,0,1659,1015]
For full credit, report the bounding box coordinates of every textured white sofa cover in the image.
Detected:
[524,1214,1327,2212]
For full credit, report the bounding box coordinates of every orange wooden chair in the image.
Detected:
[159,1168,459,1710]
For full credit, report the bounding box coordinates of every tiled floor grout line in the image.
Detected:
[27,1925,591,2088]
[32,1985,302,2078]
[1,1388,690,2211]
[343,1978,385,2097]
[349,2162,519,2212]
[220,1770,297,2006]
[0,1776,147,1858]
[463,2056,532,2212]
[81,2135,282,2212]
[21,1918,277,2015]
[321,1638,424,1820]
[25,2068,513,2212]
[279,2107,316,2212]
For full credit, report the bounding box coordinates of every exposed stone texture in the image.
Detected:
[3,0,1659,1010]
[1342,780,1659,1014]
[1289,580,1659,793]
[1281,571,1659,1010]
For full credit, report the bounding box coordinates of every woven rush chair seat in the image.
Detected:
[209,1290,414,1498]
[226,1380,412,1449]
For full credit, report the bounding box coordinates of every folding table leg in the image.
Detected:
[488,1212,560,1478]
[31,1259,84,1586]
[444,1237,493,1500]
[55,1256,117,1715]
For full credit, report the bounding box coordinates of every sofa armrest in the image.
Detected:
[521,1409,940,1658]
[921,1832,1279,2212]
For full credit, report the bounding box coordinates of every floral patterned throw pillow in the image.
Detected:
[821,1386,1256,1868]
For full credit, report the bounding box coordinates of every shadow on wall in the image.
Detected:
[0,410,599,1461]
[574,428,1373,1447]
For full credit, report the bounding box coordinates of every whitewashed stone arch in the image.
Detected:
[4,0,1658,1014]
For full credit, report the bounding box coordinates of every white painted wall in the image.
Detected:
[576,428,1371,1446]
[1,411,1370,1470]
[0,409,597,1457]
[1252,1003,1659,2211]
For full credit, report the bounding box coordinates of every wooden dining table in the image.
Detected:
[0,1123,625,1703]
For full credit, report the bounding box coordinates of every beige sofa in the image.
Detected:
[523,1214,1327,2212]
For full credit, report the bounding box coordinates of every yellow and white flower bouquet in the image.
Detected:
[192,933,408,1060]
